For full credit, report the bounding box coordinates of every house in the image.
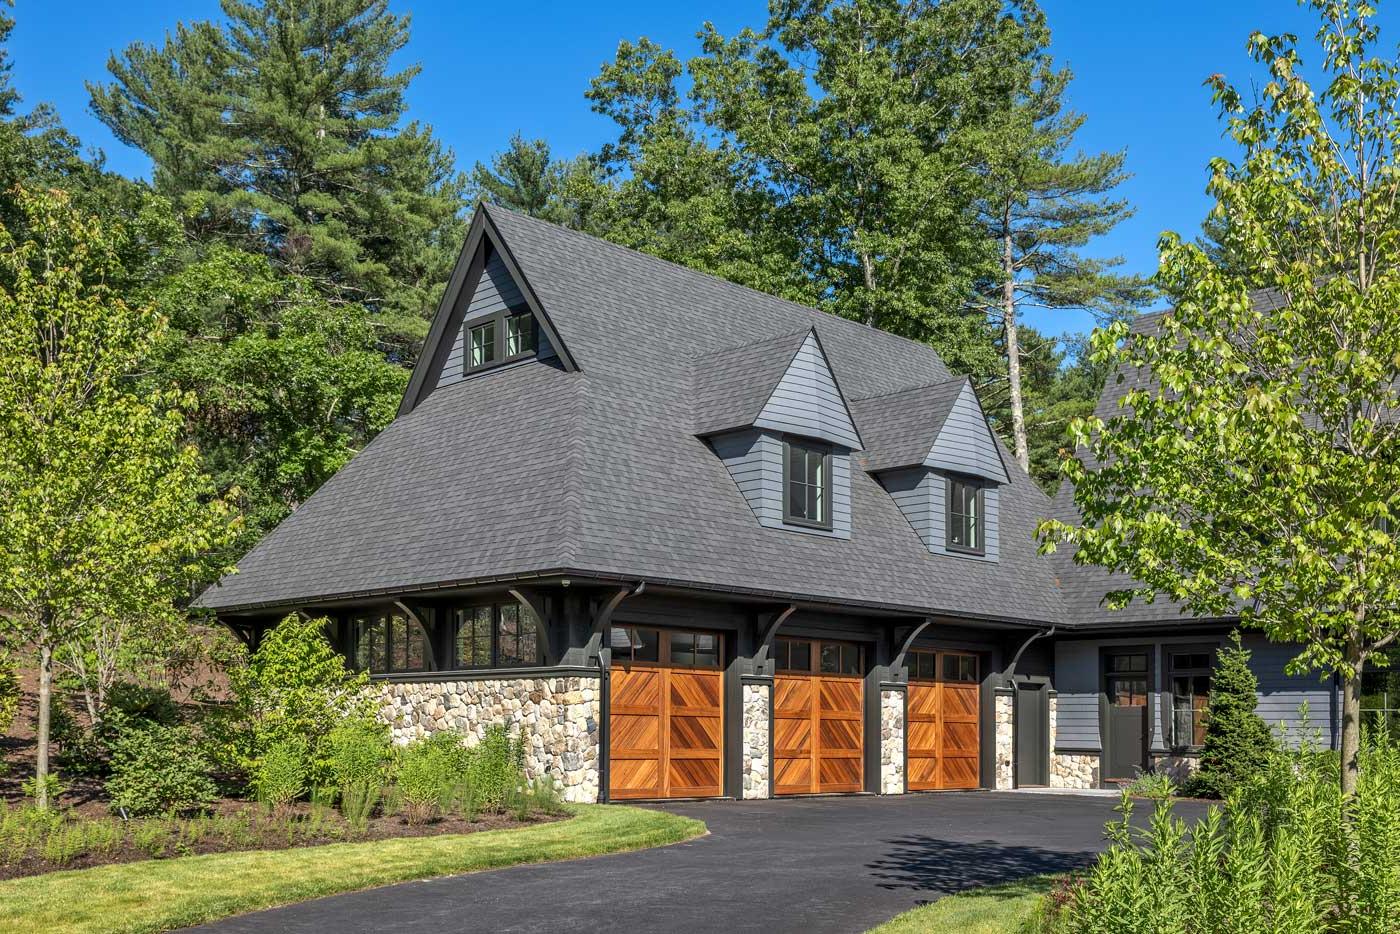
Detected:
[194,206,1340,802]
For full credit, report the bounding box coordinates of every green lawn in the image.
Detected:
[0,804,705,934]
[868,874,1058,934]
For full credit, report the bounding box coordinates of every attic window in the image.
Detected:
[946,476,984,555]
[783,436,832,530]
[465,310,537,374]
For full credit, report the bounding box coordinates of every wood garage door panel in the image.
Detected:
[775,674,863,795]
[907,681,981,791]
[609,666,722,800]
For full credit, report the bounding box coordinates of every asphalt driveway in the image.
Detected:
[190,791,1201,934]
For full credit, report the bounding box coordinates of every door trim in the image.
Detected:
[1099,645,1154,784]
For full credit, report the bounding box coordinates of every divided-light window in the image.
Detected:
[464,310,537,374]
[784,437,832,530]
[946,476,984,555]
[451,602,541,669]
[469,320,496,369]
[352,610,433,674]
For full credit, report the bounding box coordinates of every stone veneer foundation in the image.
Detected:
[880,689,906,794]
[742,682,771,799]
[1150,754,1198,783]
[994,691,1014,790]
[378,675,601,804]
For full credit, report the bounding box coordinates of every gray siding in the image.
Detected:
[754,331,862,450]
[879,466,999,561]
[437,251,554,389]
[711,428,851,540]
[1244,634,1338,746]
[1054,640,1102,750]
[924,382,1010,483]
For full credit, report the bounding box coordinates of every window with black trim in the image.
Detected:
[946,476,984,554]
[464,309,538,374]
[352,609,434,674]
[447,602,542,669]
[608,627,723,668]
[783,437,832,529]
[775,638,861,675]
[1169,650,1213,749]
[907,649,978,682]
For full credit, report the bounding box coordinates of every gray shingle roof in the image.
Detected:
[850,378,968,473]
[197,205,1065,626]
[692,328,812,436]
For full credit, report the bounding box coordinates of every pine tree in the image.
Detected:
[89,0,467,361]
[978,44,1151,473]
[469,132,603,229]
[1184,632,1276,798]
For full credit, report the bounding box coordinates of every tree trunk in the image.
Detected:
[1001,225,1030,473]
[35,639,53,810]
[1340,638,1364,797]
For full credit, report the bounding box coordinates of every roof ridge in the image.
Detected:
[482,203,954,371]
[850,375,968,404]
[694,325,813,361]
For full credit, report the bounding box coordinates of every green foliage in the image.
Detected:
[1181,633,1276,799]
[106,723,217,817]
[468,725,525,813]
[396,731,474,823]
[254,740,308,810]
[20,773,63,807]
[89,0,468,355]
[1123,770,1176,802]
[53,681,181,777]
[214,614,375,791]
[0,187,237,806]
[0,647,17,734]
[1039,0,1400,794]
[326,720,391,830]
[1049,732,1400,933]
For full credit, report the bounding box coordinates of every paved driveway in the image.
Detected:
[192,792,1201,934]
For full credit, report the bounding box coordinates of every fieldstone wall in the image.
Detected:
[994,691,1014,790]
[742,682,771,800]
[1050,754,1100,788]
[880,689,905,795]
[379,675,601,803]
[1151,754,1198,783]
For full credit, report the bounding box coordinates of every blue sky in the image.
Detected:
[6,0,1392,335]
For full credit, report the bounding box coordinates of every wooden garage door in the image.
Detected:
[773,638,864,795]
[907,651,981,791]
[608,627,723,800]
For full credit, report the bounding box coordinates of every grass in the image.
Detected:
[0,804,705,934]
[868,874,1059,934]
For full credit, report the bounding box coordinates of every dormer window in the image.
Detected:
[946,476,984,555]
[465,310,537,374]
[784,437,832,530]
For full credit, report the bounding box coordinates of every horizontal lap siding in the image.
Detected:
[1244,635,1337,746]
[1053,641,1101,750]
[880,467,998,561]
[754,332,861,450]
[924,384,1009,484]
[712,429,851,540]
[438,251,554,390]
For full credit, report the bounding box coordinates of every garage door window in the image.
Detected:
[908,649,979,683]
[610,627,722,669]
[775,638,862,675]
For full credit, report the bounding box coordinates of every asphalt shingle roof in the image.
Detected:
[850,378,968,473]
[198,205,1065,626]
[692,328,812,436]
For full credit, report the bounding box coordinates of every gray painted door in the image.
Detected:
[1104,651,1150,781]
[1014,683,1049,786]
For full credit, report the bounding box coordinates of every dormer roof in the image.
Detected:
[693,326,862,449]
[852,378,1010,483]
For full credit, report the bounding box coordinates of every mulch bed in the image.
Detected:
[0,798,563,880]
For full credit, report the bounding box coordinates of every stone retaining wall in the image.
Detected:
[880,689,905,795]
[1050,753,1100,788]
[378,675,601,803]
[742,682,771,800]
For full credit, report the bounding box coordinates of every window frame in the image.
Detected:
[945,474,986,556]
[463,306,538,376]
[608,627,725,671]
[350,608,435,675]
[1167,646,1215,752]
[447,601,543,670]
[782,436,834,531]
[773,637,863,676]
[906,649,979,684]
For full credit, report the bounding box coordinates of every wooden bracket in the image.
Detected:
[586,582,646,663]
[754,604,799,665]
[891,617,937,676]
[507,586,554,660]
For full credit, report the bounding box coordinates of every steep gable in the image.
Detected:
[752,330,862,450]
[924,381,1010,483]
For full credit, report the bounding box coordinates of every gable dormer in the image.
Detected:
[694,327,860,539]
[851,378,1010,560]
[398,206,576,416]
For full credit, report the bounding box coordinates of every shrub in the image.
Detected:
[397,732,471,823]
[0,649,18,734]
[106,724,217,817]
[327,721,390,829]
[1179,632,1276,799]
[1050,731,1400,933]
[254,740,308,810]
[53,682,182,778]
[218,614,376,791]
[468,725,524,813]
